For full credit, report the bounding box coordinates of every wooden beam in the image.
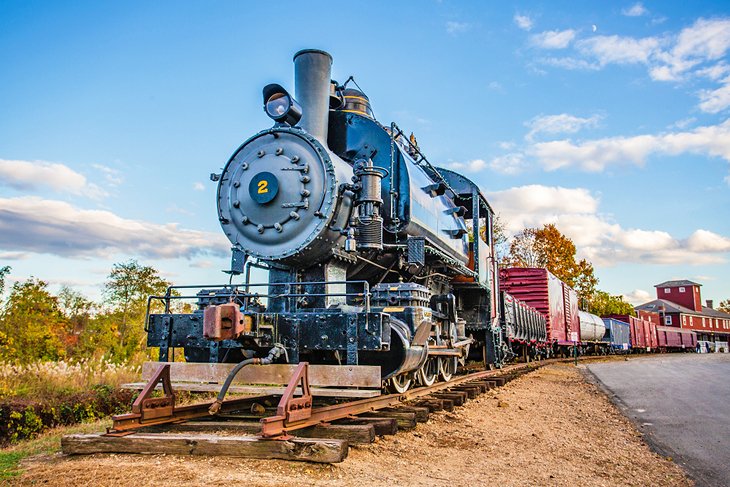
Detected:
[62,433,348,464]
[437,398,454,411]
[412,398,444,412]
[147,420,374,444]
[141,362,381,388]
[359,411,416,430]
[453,385,479,399]
[122,382,380,398]
[294,424,375,444]
[334,417,398,436]
[382,406,429,423]
[469,381,492,391]
[432,392,466,407]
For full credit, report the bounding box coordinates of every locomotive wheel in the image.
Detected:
[438,356,457,382]
[418,358,439,386]
[388,374,412,393]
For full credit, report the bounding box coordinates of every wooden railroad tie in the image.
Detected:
[468,381,492,392]
[453,385,481,398]
[334,417,398,436]
[412,398,445,412]
[150,420,376,445]
[360,410,417,430]
[62,432,348,463]
[432,392,466,407]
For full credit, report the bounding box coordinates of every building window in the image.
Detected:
[679,287,685,293]
[702,317,706,327]
[664,288,670,293]
[665,316,672,325]
[682,315,686,325]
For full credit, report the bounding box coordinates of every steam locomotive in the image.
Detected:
[146,49,535,392]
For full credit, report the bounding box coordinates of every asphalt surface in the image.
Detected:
[586,354,730,487]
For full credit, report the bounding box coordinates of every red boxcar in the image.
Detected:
[655,325,697,351]
[500,268,578,345]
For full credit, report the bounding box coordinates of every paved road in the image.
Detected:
[586,354,730,487]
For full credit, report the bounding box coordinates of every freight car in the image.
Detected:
[499,291,548,362]
[578,310,609,354]
[606,314,657,352]
[602,318,631,353]
[655,325,697,352]
[499,267,581,357]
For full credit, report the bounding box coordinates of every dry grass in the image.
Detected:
[0,358,140,399]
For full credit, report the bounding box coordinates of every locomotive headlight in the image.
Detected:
[262,83,302,126]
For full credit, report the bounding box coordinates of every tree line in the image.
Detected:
[0,261,172,364]
[1,222,727,364]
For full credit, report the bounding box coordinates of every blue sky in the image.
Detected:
[1,1,729,306]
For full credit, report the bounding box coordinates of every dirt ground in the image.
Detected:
[10,363,691,487]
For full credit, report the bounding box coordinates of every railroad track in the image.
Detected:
[61,356,601,463]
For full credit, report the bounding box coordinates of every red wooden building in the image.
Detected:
[635,280,730,344]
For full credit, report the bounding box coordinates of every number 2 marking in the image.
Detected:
[257,180,268,194]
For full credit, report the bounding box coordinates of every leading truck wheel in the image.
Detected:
[388,374,412,393]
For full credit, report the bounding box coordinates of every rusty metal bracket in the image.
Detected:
[131,363,175,422]
[260,362,312,437]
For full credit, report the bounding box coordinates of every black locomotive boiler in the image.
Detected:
[146,49,519,392]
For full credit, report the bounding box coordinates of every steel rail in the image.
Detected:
[109,357,586,436]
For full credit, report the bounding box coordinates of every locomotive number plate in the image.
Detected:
[249,172,279,204]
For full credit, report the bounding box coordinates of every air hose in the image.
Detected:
[208,344,286,415]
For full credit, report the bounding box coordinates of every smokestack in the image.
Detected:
[706,299,713,309]
[293,49,333,144]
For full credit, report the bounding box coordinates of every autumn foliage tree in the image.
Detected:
[0,278,68,363]
[103,260,172,360]
[719,299,730,313]
[587,290,635,316]
[506,224,598,302]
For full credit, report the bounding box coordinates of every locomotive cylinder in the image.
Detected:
[293,49,333,144]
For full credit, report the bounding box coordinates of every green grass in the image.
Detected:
[0,419,110,480]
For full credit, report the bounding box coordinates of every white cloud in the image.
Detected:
[92,164,124,187]
[0,159,106,199]
[541,17,730,112]
[489,154,527,175]
[0,196,229,259]
[448,159,487,172]
[578,35,661,66]
[623,289,652,305]
[622,3,648,17]
[446,21,471,35]
[449,154,527,175]
[539,57,600,70]
[698,76,730,113]
[525,113,601,141]
[193,182,206,191]
[488,185,599,233]
[686,229,730,252]
[486,184,730,267]
[190,260,215,269]
[531,29,577,49]
[531,119,730,171]
[0,251,29,260]
[514,14,533,31]
[487,81,503,91]
[668,117,697,130]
